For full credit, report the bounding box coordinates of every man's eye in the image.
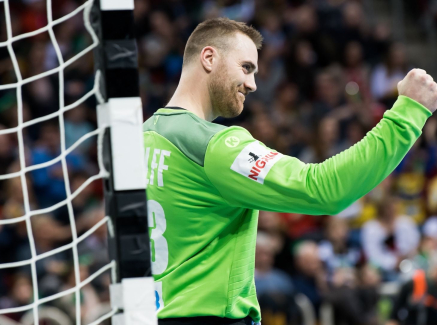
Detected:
[243,65,250,71]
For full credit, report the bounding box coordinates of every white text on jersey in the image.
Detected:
[145,147,171,187]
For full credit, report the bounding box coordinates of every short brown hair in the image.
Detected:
[183,17,263,67]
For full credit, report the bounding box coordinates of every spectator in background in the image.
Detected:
[292,241,327,315]
[219,0,255,23]
[414,217,437,270]
[309,69,346,127]
[339,119,369,150]
[291,4,336,67]
[1,162,37,259]
[1,103,33,146]
[64,104,94,154]
[14,212,91,299]
[338,1,367,48]
[367,22,392,66]
[138,10,178,114]
[77,205,109,270]
[285,39,317,100]
[423,217,437,246]
[362,196,420,281]
[386,258,437,325]
[70,171,99,218]
[250,112,278,149]
[313,0,344,34]
[31,122,85,208]
[358,264,381,324]
[259,11,286,53]
[45,1,83,70]
[423,117,437,177]
[16,214,72,284]
[258,210,297,277]
[0,273,33,322]
[255,231,298,325]
[0,125,16,177]
[393,140,428,224]
[22,42,58,119]
[57,264,100,323]
[345,174,396,229]
[270,82,308,156]
[0,162,37,265]
[370,42,410,108]
[325,267,378,325]
[20,0,46,33]
[0,126,17,212]
[251,44,285,104]
[270,82,300,127]
[255,231,294,297]
[319,217,361,279]
[427,170,437,214]
[299,116,343,163]
[343,41,372,104]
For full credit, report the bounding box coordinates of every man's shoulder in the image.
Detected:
[143,109,231,166]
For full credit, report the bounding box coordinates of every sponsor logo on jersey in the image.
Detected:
[231,141,283,184]
[248,152,279,181]
[248,152,259,163]
[225,136,240,147]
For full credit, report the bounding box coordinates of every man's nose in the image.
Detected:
[245,74,257,93]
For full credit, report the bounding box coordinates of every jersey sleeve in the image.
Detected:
[204,95,431,215]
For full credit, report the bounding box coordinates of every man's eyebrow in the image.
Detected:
[243,61,258,74]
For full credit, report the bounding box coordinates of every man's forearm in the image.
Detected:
[305,95,430,214]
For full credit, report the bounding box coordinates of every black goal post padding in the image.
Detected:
[91,0,152,283]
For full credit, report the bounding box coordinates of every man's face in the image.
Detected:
[208,32,258,118]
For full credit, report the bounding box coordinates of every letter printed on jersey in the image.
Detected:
[230,141,283,184]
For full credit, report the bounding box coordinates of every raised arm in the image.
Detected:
[204,69,435,214]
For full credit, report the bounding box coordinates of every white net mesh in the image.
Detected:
[0,0,117,324]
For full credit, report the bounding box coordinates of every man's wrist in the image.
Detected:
[384,95,432,132]
[398,95,433,115]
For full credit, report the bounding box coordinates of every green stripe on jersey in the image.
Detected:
[143,109,225,166]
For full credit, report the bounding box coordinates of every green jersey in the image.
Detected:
[143,96,431,322]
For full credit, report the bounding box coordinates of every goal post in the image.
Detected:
[92,0,157,324]
[0,0,157,323]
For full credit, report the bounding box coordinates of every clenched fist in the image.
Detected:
[398,69,437,113]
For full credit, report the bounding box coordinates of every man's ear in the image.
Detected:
[200,46,216,73]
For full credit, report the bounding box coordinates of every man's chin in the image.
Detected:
[221,105,243,118]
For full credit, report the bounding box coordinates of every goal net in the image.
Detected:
[0,0,156,324]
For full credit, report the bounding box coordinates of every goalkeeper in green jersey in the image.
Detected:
[143,17,436,325]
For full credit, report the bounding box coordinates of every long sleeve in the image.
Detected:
[204,96,431,214]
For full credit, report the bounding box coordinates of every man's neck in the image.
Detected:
[165,70,215,121]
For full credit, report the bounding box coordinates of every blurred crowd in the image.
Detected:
[0,0,436,324]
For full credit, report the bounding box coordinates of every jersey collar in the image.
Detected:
[155,107,193,116]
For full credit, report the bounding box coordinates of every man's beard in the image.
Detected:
[208,66,244,118]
